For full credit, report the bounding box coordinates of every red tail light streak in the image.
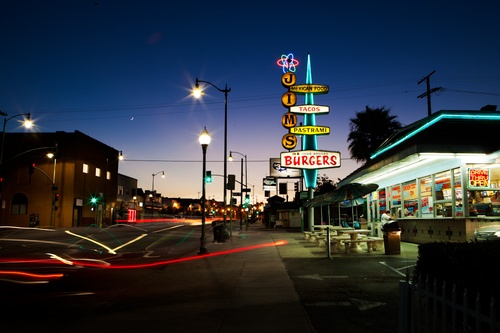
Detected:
[0,240,288,272]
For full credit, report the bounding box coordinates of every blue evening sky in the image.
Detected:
[1,0,499,202]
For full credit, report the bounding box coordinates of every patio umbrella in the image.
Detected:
[329,183,378,227]
[326,183,379,203]
[340,197,365,208]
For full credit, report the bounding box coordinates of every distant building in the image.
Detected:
[116,173,140,222]
[0,130,122,228]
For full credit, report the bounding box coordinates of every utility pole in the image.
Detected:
[417,70,443,116]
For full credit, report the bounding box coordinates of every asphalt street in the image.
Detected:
[0,221,418,332]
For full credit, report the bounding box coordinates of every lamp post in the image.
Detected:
[151,170,165,192]
[228,151,247,230]
[0,112,33,166]
[198,127,211,255]
[192,78,231,228]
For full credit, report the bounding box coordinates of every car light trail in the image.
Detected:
[70,240,288,269]
[0,270,64,284]
[65,230,116,254]
[0,240,288,272]
[112,234,147,252]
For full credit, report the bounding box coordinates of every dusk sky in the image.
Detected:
[2,1,499,203]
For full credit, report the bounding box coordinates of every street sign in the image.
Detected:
[242,188,251,192]
[290,104,330,115]
[233,192,241,196]
[280,150,341,170]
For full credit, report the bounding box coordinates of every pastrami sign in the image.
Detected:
[280,150,341,170]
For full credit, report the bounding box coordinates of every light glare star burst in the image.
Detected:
[277,53,299,73]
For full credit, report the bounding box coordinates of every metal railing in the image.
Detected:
[399,274,499,333]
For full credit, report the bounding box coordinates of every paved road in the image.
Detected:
[0,222,418,332]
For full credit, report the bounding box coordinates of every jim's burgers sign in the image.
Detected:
[279,68,340,171]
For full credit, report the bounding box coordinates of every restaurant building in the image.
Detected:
[337,107,500,243]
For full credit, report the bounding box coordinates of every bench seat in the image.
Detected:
[343,238,382,254]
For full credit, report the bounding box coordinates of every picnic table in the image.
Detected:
[337,229,371,253]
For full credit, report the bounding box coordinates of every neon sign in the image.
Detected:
[277,53,299,73]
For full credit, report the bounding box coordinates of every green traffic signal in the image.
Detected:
[205,170,212,183]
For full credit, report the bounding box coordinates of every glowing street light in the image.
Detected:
[228,151,247,230]
[0,112,33,166]
[152,170,165,192]
[198,127,211,255]
[192,78,231,228]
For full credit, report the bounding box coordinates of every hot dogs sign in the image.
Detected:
[278,53,341,173]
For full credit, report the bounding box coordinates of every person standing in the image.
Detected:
[381,210,391,226]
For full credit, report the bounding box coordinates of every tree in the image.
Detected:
[315,174,338,194]
[347,106,402,163]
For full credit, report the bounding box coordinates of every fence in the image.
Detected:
[399,274,499,333]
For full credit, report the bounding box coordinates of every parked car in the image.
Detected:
[474,224,500,241]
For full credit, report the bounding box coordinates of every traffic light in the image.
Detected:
[244,194,250,204]
[54,193,59,202]
[205,171,212,183]
[227,174,235,190]
[90,196,98,211]
[294,182,299,192]
[29,162,35,175]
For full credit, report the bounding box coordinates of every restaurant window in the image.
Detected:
[402,181,418,217]
[454,169,463,217]
[466,165,500,217]
[434,171,452,217]
[83,163,89,174]
[11,193,28,215]
[420,176,433,218]
[95,168,101,177]
[378,189,387,218]
[390,185,402,218]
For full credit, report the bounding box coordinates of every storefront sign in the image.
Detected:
[289,84,329,94]
[281,92,297,107]
[282,133,297,150]
[290,126,330,135]
[290,104,330,114]
[280,150,341,170]
[270,158,302,178]
[282,112,297,128]
[263,177,277,191]
[469,168,490,187]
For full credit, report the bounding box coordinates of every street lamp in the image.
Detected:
[0,112,33,166]
[199,127,211,255]
[228,151,247,230]
[151,170,165,192]
[192,78,231,228]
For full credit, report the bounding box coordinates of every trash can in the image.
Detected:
[382,221,401,254]
[29,213,39,227]
[212,221,224,243]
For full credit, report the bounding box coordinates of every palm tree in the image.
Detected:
[347,106,402,163]
[315,174,338,194]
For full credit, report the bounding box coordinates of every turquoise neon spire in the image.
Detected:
[302,53,318,189]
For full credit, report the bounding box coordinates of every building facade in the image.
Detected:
[0,131,121,228]
[338,109,500,243]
